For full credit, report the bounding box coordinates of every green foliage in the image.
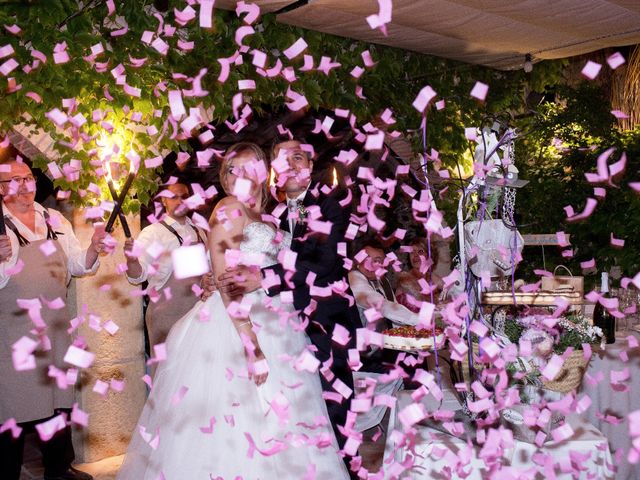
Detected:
[516,83,640,282]
[0,0,565,216]
[2,1,633,288]
[505,311,600,354]
[503,318,526,345]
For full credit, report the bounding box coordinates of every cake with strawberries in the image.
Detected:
[382,325,445,351]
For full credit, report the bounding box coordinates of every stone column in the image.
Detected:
[70,209,146,462]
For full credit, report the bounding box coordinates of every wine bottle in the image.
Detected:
[593,272,615,344]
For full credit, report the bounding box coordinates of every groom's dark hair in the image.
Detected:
[269,134,311,163]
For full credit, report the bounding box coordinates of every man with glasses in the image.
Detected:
[123,181,209,368]
[0,158,105,480]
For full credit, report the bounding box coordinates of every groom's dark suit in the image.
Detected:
[264,183,360,448]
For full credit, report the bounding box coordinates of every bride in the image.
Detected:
[117,143,349,479]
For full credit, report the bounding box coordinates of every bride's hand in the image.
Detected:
[240,327,268,386]
[249,347,268,386]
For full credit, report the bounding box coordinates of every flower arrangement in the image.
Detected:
[503,309,602,355]
[296,202,309,221]
[502,309,602,392]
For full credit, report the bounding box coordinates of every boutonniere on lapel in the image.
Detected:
[296,201,308,221]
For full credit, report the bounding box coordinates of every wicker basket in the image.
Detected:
[542,349,590,393]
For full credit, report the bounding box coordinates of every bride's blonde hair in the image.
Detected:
[220,142,269,210]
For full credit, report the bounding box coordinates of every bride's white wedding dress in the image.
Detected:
[117,222,349,480]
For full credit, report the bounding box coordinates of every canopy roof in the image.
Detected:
[219,0,640,69]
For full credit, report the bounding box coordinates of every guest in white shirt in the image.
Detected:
[348,240,419,330]
[123,182,208,354]
[0,158,102,480]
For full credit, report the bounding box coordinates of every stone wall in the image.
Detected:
[70,210,146,463]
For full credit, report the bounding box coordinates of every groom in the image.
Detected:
[217,138,360,454]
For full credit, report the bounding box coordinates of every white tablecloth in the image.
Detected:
[579,331,640,480]
[383,390,614,479]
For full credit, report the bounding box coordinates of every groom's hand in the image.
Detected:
[217,266,262,296]
[200,272,216,300]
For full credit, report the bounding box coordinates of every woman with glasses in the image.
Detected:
[0,158,105,480]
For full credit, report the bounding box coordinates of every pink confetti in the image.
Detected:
[168,90,186,119]
[465,127,477,141]
[580,258,595,269]
[251,49,267,69]
[566,198,598,221]
[106,0,115,16]
[102,320,119,335]
[361,50,376,67]
[123,84,141,97]
[541,354,564,381]
[470,81,489,101]
[235,25,254,47]
[0,418,22,439]
[611,367,629,384]
[110,26,128,37]
[238,79,256,90]
[43,297,65,310]
[611,233,625,247]
[366,0,392,35]
[36,414,67,442]
[0,58,18,76]
[551,422,574,442]
[470,320,488,337]
[581,60,602,80]
[295,350,320,373]
[236,1,260,24]
[364,131,384,150]
[171,244,210,279]
[151,37,169,55]
[4,24,21,35]
[332,378,353,400]
[39,239,57,257]
[412,85,437,113]
[611,110,629,119]
[0,44,15,59]
[199,416,216,434]
[609,151,626,178]
[285,87,308,112]
[12,336,38,372]
[174,6,196,26]
[53,51,69,65]
[556,231,571,247]
[199,0,214,28]
[64,345,95,369]
[350,66,364,78]
[283,38,308,60]
[171,386,189,405]
[331,324,351,346]
[71,403,89,427]
[607,51,626,69]
[417,301,435,327]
